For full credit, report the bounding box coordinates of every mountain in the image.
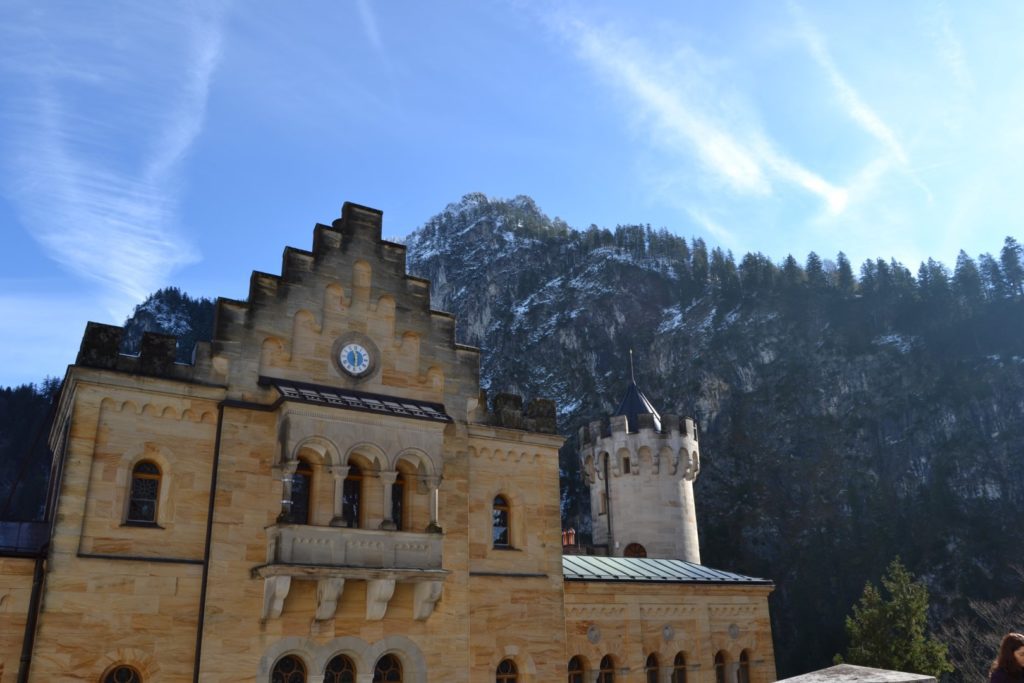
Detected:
[407,193,1024,678]
[4,193,1023,678]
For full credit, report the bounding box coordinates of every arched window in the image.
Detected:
[272,655,306,683]
[392,472,406,531]
[624,542,647,558]
[739,650,751,683]
[622,456,631,474]
[104,665,142,683]
[568,656,585,683]
[324,654,356,683]
[342,464,363,528]
[127,461,161,524]
[645,653,659,683]
[492,495,510,547]
[598,655,615,683]
[496,658,518,682]
[672,652,687,683]
[373,653,402,682]
[714,652,727,683]
[286,459,312,524]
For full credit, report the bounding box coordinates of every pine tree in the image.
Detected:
[835,558,953,678]
[1000,236,1024,296]
[835,252,855,293]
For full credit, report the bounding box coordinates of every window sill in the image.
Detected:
[122,521,164,529]
[492,545,519,551]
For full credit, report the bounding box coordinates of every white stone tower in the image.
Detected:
[579,376,701,563]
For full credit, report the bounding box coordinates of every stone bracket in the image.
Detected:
[262,575,292,620]
[412,580,443,620]
[315,578,345,621]
[365,578,396,620]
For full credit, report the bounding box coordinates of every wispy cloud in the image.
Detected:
[929,1,973,91]
[0,2,227,316]
[687,209,737,247]
[553,14,846,214]
[356,0,385,56]
[789,1,908,166]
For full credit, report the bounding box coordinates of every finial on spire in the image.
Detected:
[629,348,635,384]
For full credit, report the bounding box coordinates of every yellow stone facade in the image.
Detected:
[1,202,776,682]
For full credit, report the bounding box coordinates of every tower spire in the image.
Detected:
[629,348,635,384]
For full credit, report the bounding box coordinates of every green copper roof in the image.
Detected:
[562,555,772,585]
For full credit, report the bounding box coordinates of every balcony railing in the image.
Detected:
[254,523,447,622]
[265,523,443,570]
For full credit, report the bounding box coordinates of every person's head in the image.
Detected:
[993,632,1024,674]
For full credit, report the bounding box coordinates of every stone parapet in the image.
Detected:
[265,523,443,570]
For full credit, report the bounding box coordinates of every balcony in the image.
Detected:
[252,524,447,622]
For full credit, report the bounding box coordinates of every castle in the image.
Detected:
[0,203,775,682]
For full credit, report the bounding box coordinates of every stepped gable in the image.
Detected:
[74,201,557,426]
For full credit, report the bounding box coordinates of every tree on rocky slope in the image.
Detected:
[836,558,953,678]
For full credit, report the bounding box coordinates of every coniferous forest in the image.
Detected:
[3,193,1022,679]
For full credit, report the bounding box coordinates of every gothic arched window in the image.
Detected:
[496,658,518,682]
[645,653,659,683]
[373,653,402,682]
[127,461,161,524]
[104,665,142,683]
[272,655,306,683]
[286,459,312,524]
[342,464,363,528]
[598,655,615,683]
[672,652,687,683]
[568,656,585,683]
[324,654,356,683]
[492,495,510,547]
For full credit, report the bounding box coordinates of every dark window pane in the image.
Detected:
[128,464,160,523]
[325,654,356,683]
[497,658,518,681]
[343,466,362,528]
[104,666,141,683]
[392,476,404,531]
[287,467,311,524]
[271,655,306,683]
[373,654,402,682]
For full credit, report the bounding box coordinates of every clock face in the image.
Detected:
[339,343,371,376]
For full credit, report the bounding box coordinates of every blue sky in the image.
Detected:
[2,1,1022,386]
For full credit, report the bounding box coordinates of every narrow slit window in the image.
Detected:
[492,495,510,547]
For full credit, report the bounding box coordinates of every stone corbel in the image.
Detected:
[365,578,396,620]
[412,580,443,620]
[262,575,292,620]
[315,578,345,621]
[670,450,682,476]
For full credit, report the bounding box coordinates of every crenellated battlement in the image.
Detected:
[473,391,558,434]
[75,321,217,383]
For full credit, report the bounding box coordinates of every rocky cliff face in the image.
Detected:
[407,193,1024,678]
